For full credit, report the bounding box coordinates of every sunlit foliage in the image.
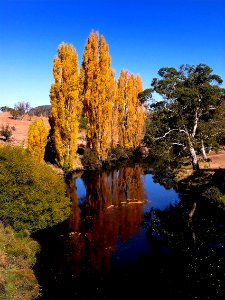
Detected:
[117,70,147,149]
[50,42,82,170]
[27,116,48,162]
[0,145,71,232]
[80,31,117,159]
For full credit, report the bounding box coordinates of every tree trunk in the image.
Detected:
[201,139,207,160]
[190,146,200,171]
[187,135,200,171]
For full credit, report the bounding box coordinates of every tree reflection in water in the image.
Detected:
[34,163,225,300]
[68,165,148,276]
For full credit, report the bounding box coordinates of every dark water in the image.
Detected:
[34,164,225,300]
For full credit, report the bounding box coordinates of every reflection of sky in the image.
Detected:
[75,178,86,199]
[144,174,180,212]
[76,173,180,212]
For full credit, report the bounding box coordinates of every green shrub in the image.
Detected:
[110,146,133,160]
[0,223,40,300]
[202,186,223,202]
[0,145,71,232]
[81,148,101,169]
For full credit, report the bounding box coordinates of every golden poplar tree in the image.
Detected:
[27,116,48,162]
[117,70,147,149]
[80,31,116,159]
[80,31,99,153]
[50,42,82,170]
[117,69,129,148]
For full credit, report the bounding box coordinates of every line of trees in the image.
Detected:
[13,36,224,173]
[49,31,147,170]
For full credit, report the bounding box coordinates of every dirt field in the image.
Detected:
[0,111,86,148]
[0,112,50,147]
[203,151,225,169]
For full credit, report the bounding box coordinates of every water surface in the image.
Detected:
[34,164,225,299]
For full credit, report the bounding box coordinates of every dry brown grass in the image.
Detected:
[0,112,50,147]
[0,111,86,171]
[0,111,86,148]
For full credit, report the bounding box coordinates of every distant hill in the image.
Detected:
[29,105,51,117]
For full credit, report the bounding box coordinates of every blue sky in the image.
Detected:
[1,0,224,108]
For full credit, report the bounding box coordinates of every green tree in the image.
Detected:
[50,42,82,170]
[146,64,225,170]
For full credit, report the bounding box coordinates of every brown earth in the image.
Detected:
[0,111,225,170]
[202,151,225,169]
[0,111,86,171]
[0,111,86,148]
[0,112,50,147]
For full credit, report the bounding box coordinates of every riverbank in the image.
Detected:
[1,111,225,175]
[174,150,225,182]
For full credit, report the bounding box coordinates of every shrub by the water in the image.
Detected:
[81,148,101,169]
[0,223,40,300]
[0,145,71,232]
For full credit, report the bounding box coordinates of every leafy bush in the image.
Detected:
[0,223,40,300]
[202,186,223,202]
[0,145,71,232]
[0,124,15,141]
[81,148,101,169]
[110,146,133,160]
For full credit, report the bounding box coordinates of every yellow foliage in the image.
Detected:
[117,70,147,149]
[80,31,117,159]
[27,116,48,162]
[50,43,82,170]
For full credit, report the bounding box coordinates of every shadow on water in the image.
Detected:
[33,163,225,300]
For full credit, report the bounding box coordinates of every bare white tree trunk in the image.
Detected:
[187,133,200,171]
[201,139,207,160]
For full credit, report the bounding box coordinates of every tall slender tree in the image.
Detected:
[50,42,82,170]
[117,70,147,149]
[79,31,99,153]
[80,31,116,159]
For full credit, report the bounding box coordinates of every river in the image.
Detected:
[34,163,225,299]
